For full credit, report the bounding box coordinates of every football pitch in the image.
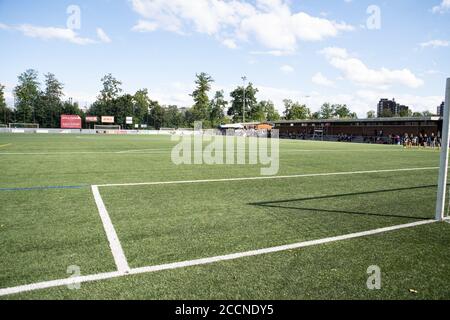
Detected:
[0,133,450,299]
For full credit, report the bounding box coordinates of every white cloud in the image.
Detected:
[0,22,111,45]
[432,0,450,13]
[131,20,159,32]
[280,65,294,73]
[1,82,15,107]
[239,10,352,51]
[420,39,449,48]
[130,0,354,51]
[17,24,95,45]
[424,69,445,75]
[0,22,11,30]
[222,38,237,49]
[96,28,111,43]
[320,47,424,89]
[249,50,295,56]
[131,0,254,35]
[312,72,335,87]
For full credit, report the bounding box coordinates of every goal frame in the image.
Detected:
[435,78,450,221]
[8,123,40,129]
[94,125,121,130]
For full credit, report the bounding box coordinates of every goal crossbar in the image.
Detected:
[94,125,121,130]
[8,123,39,129]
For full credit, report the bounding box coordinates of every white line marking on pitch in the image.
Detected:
[97,167,439,188]
[91,185,130,273]
[0,219,436,297]
[0,149,413,155]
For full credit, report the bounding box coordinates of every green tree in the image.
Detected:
[113,94,135,127]
[133,89,151,125]
[164,105,183,128]
[380,109,393,117]
[367,110,376,119]
[149,101,165,130]
[310,111,321,120]
[250,101,266,122]
[334,104,357,119]
[99,73,122,102]
[183,108,196,127]
[209,90,228,126]
[191,72,214,122]
[260,100,280,121]
[0,83,12,124]
[251,100,281,122]
[61,100,82,115]
[319,102,335,119]
[399,109,413,117]
[89,74,124,123]
[283,99,311,120]
[228,83,258,122]
[14,69,41,123]
[42,73,65,127]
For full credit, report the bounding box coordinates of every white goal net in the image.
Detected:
[94,125,121,131]
[436,78,450,221]
[8,123,40,129]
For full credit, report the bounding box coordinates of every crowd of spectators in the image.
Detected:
[401,133,440,149]
[337,134,354,142]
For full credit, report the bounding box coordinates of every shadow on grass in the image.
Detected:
[249,185,437,220]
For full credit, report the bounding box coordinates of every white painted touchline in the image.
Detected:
[0,149,419,155]
[0,219,437,297]
[91,185,130,273]
[97,167,439,188]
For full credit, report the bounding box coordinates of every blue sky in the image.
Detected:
[0,0,449,116]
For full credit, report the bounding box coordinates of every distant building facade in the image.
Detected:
[377,98,410,117]
[273,117,442,141]
[437,101,445,117]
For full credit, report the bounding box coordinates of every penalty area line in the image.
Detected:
[91,185,130,273]
[97,166,439,188]
[0,219,437,297]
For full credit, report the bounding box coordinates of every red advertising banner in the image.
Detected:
[85,116,98,123]
[61,115,82,129]
[101,116,115,124]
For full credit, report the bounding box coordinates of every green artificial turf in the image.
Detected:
[0,133,449,299]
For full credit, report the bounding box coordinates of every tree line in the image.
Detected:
[366,109,435,119]
[1,70,427,129]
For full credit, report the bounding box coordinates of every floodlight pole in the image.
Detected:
[435,78,450,221]
[242,76,247,124]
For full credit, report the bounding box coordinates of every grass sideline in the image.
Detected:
[0,133,449,299]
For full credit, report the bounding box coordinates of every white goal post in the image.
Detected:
[435,78,450,221]
[94,125,121,130]
[8,123,39,128]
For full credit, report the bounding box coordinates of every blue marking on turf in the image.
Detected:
[0,185,88,192]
